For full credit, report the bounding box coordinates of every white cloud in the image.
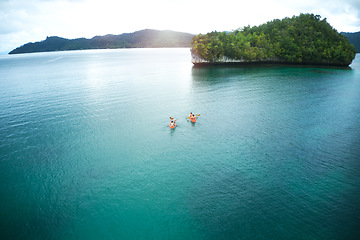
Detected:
[1,0,359,54]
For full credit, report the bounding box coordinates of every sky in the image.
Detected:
[1,0,360,54]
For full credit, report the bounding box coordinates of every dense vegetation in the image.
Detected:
[9,29,194,54]
[341,32,360,53]
[191,14,356,66]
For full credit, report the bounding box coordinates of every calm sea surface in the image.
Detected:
[1,49,360,239]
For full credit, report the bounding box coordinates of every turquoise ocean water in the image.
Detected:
[0,49,359,239]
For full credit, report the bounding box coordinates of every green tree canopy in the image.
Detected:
[191,14,356,66]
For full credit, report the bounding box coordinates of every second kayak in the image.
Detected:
[190,116,196,122]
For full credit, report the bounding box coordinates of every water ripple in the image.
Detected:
[1,50,359,240]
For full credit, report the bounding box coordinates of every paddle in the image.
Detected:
[187,114,200,119]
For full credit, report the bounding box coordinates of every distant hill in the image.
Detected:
[341,31,360,53]
[9,29,195,54]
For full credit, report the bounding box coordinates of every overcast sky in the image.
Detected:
[1,0,359,54]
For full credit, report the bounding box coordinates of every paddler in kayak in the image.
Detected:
[169,117,176,129]
[189,112,197,123]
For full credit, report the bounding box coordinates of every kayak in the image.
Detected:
[190,116,196,123]
[169,123,176,129]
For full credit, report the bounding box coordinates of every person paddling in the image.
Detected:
[189,112,197,123]
[169,117,176,129]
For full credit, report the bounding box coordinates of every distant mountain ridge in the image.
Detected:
[341,31,360,53]
[8,29,359,55]
[9,29,195,54]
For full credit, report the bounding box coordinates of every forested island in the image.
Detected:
[191,14,356,67]
[9,29,194,54]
